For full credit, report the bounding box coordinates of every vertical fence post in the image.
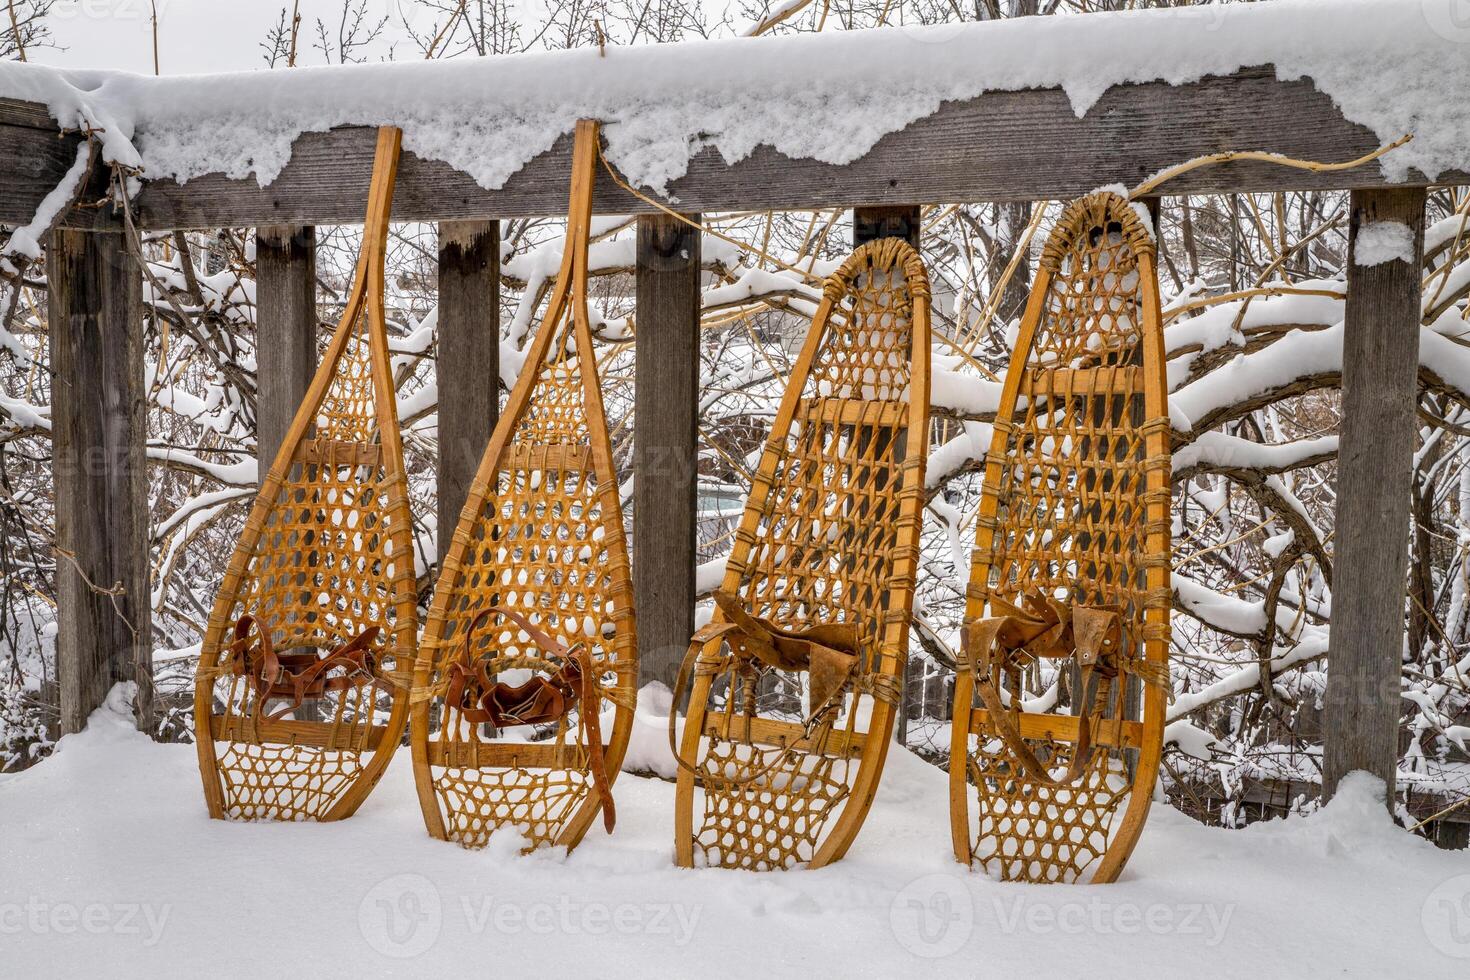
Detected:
[436,220,501,566]
[854,205,922,743]
[255,225,317,478]
[49,228,152,733]
[634,212,701,691]
[1322,187,1426,806]
[854,205,921,249]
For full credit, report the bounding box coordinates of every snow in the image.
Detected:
[618,683,684,780]
[1427,260,1470,318]
[1172,431,1338,474]
[694,555,728,594]
[146,446,257,486]
[0,0,1467,201]
[1171,316,1470,437]
[703,267,820,316]
[1425,212,1469,254]
[1354,220,1416,266]
[926,421,994,489]
[932,366,1003,417]
[3,703,1468,977]
[1162,280,1345,391]
[1163,719,1218,761]
[1173,573,1271,637]
[1168,628,1330,723]
[1172,324,1342,432]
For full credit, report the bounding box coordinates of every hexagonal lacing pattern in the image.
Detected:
[425,326,634,850]
[969,737,1129,883]
[693,741,850,871]
[195,127,413,824]
[438,754,594,848]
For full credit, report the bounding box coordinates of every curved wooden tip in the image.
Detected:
[1039,191,1156,273]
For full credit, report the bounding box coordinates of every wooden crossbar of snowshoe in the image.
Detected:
[192,128,415,823]
[949,191,1171,885]
[410,120,636,853]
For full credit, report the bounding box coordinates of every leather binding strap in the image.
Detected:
[224,614,383,722]
[964,594,1133,787]
[667,589,865,784]
[445,606,615,833]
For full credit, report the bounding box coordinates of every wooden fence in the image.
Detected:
[4,66,1461,806]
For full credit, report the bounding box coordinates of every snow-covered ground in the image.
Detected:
[3,701,1468,978]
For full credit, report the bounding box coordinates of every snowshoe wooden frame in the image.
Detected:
[673,238,930,870]
[410,119,637,852]
[193,128,415,822]
[949,191,1171,884]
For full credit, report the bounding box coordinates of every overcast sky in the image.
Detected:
[31,1,435,75]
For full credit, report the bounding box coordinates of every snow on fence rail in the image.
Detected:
[1,0,1469,229]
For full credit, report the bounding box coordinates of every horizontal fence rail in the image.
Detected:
[1,67,1466,231]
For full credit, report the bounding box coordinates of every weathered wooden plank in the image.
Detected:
[0,123,94,229]
[119,68,1464,229]
[0,97,62,129]
[435,220,500,566]
[1321,187,1427,806]
[48,229,152,734]
[254,225,317,478]
[633,212,700,689]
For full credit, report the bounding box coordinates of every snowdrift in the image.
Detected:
[1,695,1467,977]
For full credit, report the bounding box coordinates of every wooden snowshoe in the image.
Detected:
[410,119,636,852]
[672,236,931,870]
[949,191,1171,883]
[193,128,416,822]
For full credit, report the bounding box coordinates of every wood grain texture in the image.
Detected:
[633,212,701,689]
[435,219,500,566]
[0,123,91,228]
[948,192,1168,884]
[1322,187,1427,805]
[48,229,151,734]
[410,121,637,853]
[254,225,317,480]
[100,68,1464,229]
